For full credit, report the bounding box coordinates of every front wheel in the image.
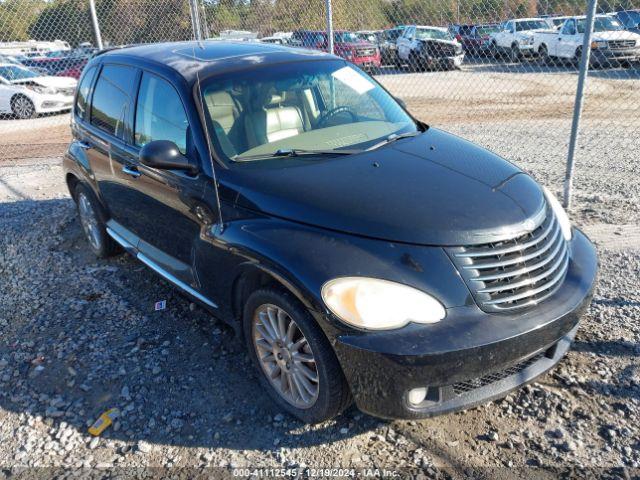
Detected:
[11,95,36,119]
[243,288,352,423]
[510,43,521,62]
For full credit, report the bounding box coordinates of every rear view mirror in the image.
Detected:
[139,140,198,174]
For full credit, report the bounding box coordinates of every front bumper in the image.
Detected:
[35,93,74,114]
[422,53,465,67]
[331,229,597,419]
[592,47,640,63]
[351,56,382,69]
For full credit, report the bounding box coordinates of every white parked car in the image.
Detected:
[490,18,551,61]
[0,64,76,119]
[397,25,464,70]
[533,15,640,66]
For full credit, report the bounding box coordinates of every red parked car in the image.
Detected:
[56,58,88,79]
[291,30,381,70]
[456,24,500,57]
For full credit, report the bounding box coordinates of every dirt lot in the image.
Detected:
[0,61,639,477]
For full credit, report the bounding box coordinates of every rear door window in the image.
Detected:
[134,72,189,154]
[90,65,137,139]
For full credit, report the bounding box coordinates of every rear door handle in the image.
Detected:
[122,165,141,178]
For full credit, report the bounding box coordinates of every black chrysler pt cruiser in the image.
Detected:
[64,41,597,423]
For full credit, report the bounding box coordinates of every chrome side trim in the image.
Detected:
[106,226,136,252]
[106,227,218,310]
[136,252,218,309]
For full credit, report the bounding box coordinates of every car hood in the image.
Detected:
[593,30,640,40]
[337,40,376,48]
[10,76,77,88]
[419,38,459,47]
[226,128,546,246]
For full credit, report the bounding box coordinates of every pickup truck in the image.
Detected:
[290,30,381,71]
[533,15,640,66]
[490,18,551,61]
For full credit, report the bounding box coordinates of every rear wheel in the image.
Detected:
[11,95,36,119]
[74,183,118,258]
[243,288,351,423]
[538,44,551,65]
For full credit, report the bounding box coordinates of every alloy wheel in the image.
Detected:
[252,304,319,409]
[78,192,102,251]
[12,96,35,119]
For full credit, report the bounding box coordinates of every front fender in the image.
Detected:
[207,215,472,335]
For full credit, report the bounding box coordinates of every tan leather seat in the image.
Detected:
[205,90,244,156]
[245,92,304,149]
[205,91,238,135]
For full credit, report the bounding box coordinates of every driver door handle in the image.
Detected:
[122,164,141,178]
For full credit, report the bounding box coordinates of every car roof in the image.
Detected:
[512,17,546,21]
[94,41,332,84]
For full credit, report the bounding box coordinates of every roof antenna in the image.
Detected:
[191,14,224,232]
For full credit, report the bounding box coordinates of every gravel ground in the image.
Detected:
[0,136,639,477]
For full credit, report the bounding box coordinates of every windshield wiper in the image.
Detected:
[233,148,361,162]
[366,131,421,152]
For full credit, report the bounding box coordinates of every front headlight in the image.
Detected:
[591,40,608,49]
[321,277,446,330]
[543,186,572,241]
[27,85,58,94]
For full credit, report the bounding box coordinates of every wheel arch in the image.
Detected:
[230,262,319,333]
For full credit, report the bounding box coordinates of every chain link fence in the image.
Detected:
[0,0,639,222]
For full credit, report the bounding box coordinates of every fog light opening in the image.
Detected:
[408,387,428,406]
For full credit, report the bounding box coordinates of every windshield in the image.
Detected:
[577,17,623,33]
[415,28,453,41]
[621,11,640,27]
[0,65,39,81]
[201,60,417,162]
[334,32,360,43]
[477,25,499,36]
[551,18,567,26]
[515,20,549,31]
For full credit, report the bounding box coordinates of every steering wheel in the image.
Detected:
[317,106,358,128]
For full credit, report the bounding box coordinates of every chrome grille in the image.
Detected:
[356,48,376,57]
[608,40,636,49]
[448,209,569,313]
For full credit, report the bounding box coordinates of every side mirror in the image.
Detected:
[139,140,198,174]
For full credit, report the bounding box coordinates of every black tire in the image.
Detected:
[409,52,426,72]
[243,288,352,424]
[538,44,551,65]
[490,41,501,59]
[11,95,36,119]
[510,43,521,63]
[574,47,582,68]
[73,183,118,258]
